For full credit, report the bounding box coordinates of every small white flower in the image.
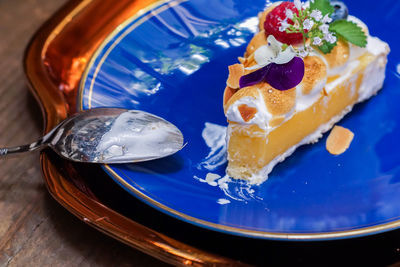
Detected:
[279,18,291,32]
[321,14,333,24]
[303,19,314,31]
[310,10,322,21]
[294,0,302,10]
[285,8,294,19]
[319,24,330,34]
[247,35,297,70]
[297,47,309,58]
[324,32,337,44]
[312,37,322,46]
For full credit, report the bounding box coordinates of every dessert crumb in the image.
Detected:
[326,125,354,155]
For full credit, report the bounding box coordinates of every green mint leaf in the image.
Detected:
[318,41,336,54]
[329,20,367,47]
[309,0,334,16]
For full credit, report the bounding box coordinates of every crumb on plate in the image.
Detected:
[326,125,354,155]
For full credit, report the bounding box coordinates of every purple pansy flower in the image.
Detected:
[239,57,305,91]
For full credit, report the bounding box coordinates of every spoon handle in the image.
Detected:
[0,139,46,157]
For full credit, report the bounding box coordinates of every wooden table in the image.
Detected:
[0,1,166,265]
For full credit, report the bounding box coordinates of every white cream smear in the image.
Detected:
[194,171,263,203]
[217,198,231,205]
[198,122,227,170]
[195,122,263,203]
[96,111,182,161]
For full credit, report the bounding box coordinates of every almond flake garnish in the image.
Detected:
[227,64,244,89]
[238,104,257,122]
[326,125,354,155]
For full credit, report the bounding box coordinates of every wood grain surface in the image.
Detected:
[0,1,166,266]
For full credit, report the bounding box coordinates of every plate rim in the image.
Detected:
[79,0,400,241]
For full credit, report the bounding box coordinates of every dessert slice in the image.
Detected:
[223,0,390,184]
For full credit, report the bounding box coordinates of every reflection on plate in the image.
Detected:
[79,0,400,240]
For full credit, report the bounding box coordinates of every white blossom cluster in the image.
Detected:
[278,0,337,49]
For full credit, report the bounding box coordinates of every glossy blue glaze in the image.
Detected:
[80,0,400,240]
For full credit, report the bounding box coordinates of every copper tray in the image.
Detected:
[23,0,400,265]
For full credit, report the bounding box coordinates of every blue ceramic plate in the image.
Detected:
[79,0,400,240]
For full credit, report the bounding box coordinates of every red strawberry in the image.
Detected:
[264,2,303,45]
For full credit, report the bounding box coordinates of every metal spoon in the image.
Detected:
[0,108,184,164]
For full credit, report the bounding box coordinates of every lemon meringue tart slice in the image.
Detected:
[223,0,390,184]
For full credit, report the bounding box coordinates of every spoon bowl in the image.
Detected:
[0,108,184,164]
